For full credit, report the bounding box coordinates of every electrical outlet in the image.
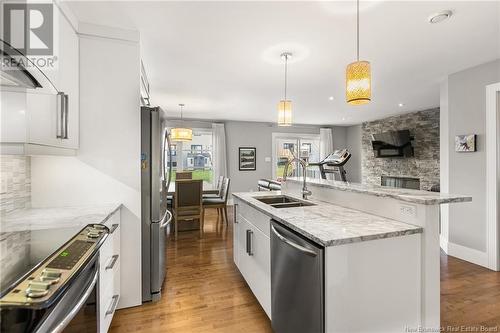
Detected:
[400,204,417,218]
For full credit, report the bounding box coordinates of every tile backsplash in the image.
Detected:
[1,155,31,216]
[0,156,32,288]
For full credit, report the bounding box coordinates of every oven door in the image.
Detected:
[34,255,99,333]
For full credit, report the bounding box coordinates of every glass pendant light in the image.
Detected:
[346,0,371,105]
[171,104,192,142]
[278,52,292,126]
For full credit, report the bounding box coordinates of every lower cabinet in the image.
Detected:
[233,200,271,318]
[99,210,121,333]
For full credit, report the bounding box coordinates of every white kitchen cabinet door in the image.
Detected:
[233,203,242,268]
[26,92,60,147]
[4,3,79,151]
[236,215,250,275]
[54,4,79,149]
[245,221,272,317]
[239,217,272,318]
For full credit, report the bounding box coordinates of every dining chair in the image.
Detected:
[176,171,193,180]
[202,178,231,226]
[203,175,225,199]
[173,179,203,240]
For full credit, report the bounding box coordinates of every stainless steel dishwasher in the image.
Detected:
[270,220,324,333]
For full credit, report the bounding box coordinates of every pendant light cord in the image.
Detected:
[357,0,360,61]
[179,104,184,121]
[284,54,288,101]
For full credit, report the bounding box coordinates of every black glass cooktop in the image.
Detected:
[0,225,83,295]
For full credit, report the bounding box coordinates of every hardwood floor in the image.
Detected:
[109,209,273,333]
[440,252,500,330]
[110,209,500,332]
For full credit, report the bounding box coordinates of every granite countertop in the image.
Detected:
[285,177,472,205]
[232,191,422,247]
[0,203,122,233]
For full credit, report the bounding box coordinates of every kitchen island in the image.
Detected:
[233,180,471,333]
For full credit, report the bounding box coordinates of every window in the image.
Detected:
[167,129,214,185]
[272,133,321,180]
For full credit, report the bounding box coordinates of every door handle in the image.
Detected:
[246,229,253,256]
[271,225,317,257]
[50,269,98,333]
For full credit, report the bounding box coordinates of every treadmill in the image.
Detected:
[310,149,351,182]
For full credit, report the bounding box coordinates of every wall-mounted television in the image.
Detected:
[371,130,414,158]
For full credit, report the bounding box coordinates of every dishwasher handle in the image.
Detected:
[271,225,317,257]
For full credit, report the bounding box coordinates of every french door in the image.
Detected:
[272,134,320,180]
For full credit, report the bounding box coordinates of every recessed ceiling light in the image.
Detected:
[329,96,334,101]
[428,10,453,24]
[398,103,404,107]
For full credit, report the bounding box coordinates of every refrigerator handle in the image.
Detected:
[164,130,173,193]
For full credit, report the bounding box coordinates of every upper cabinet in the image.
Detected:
[0,2,79,155]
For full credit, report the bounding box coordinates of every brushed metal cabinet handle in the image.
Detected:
[56,92,64,138]
[105,254,119,270]
[62,94,69,139]
[105,294,119,316]
[109,224,119,234]
[233,204,238,223]
[246,229,253,256]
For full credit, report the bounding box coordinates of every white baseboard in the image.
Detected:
[227,199,234,206]
[447,242,488,268]
[440,235,449,254]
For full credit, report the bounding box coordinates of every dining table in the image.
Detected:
[166,181,217,195]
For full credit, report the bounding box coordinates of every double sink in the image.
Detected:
[254,195,316,209]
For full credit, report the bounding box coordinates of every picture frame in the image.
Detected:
[239,147,256,171]
[455,134,477,152]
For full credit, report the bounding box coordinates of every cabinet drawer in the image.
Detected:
[238,202,271,237]
[99,262,120,333]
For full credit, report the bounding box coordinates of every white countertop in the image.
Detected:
[285,177,472,205]
[0,204,122,233]
[232,191,422,247]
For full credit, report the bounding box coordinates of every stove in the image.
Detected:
[0,224,109,332]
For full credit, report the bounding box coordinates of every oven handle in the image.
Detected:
[50,269,99,333]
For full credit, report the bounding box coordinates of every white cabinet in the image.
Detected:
[233,200,271,318]
[0,2,79,154]
[99,210,121,333]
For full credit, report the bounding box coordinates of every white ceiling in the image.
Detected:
[65,1,500,125]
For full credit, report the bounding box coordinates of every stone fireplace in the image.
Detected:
[361,108,440,191]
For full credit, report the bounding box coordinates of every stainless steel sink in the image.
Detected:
[254,195,316,209]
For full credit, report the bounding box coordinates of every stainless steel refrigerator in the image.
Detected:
[141,106,172,302]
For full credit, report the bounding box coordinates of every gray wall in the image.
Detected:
[442,59,500,252]
[345,125,362,183]
[169,119,349,193]
[225,121,347,193]
[361,109,440,191]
